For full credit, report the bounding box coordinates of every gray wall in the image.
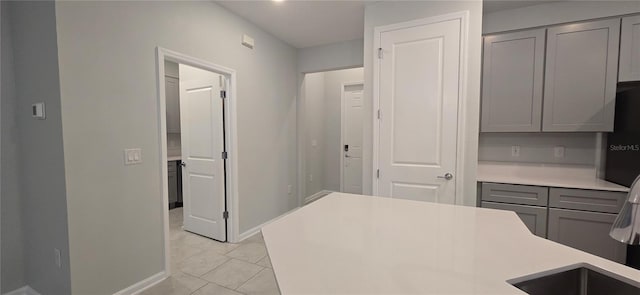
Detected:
[54,1,298,293]
[303,68,364,196]
[478,133,598,165]
[323,68,363,192]
[483,1,640,34]
[363,1,482,206]
[298,39,364,74]
[8,1,72,294]
[1,2,25,293]
[304,72,326,197]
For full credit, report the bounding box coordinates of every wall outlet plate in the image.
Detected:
[554,146,566,158]
[511,145,521,157]
[124,148,143,165]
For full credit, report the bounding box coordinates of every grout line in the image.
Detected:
[234,265,266,291]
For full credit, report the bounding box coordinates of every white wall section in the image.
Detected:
[298,39,364,74]
[7,1,72,293]
[323,68,363,191]
[304,72,326,197]
[302,68,364,197]
[363,1,482,206]
[54,1,297,293]
[1,2,25,292]
[478,133,598,165]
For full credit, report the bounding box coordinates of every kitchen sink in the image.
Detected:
[509,264,640,295]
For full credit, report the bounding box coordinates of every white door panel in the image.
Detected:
[342,86,364,194]
[180,64,226,241]
[377,18,461,204]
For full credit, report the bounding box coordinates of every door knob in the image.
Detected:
[437,173,453,180]
[180,162,186,167]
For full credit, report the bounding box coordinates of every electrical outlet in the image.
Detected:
[54,248,61,268]
[511,146,521,157]
[124,148,142,165]
[554,146,565,158]
[288,185,293,195]
[309,174,313,182]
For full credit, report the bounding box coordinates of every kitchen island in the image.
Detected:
[262,193,640,294]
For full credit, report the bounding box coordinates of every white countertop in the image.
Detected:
[167,155,181,162]
[262,193,640,294]
[477,161,629,192]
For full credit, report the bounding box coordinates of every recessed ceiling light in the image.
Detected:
[273,0,285,2]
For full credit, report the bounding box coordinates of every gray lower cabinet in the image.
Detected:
[619,15,640,82]
[482,201,547,238]
[168,161,178,206]
[542,18,620,132]
[548,208,626,264]
[481,29,545,132]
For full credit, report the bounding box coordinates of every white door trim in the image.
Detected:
[372,11,470,205]
[155,47,240,278]
[339,81,364,192]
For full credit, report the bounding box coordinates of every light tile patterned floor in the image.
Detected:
[141,208,280,295]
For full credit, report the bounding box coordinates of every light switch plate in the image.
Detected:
[32,102,46,119]
[242,34,255,49]
[124,148,142,165]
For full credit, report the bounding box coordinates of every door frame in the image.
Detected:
[372,11,470,205]
[339,81,364,192]
[155,47,240,276]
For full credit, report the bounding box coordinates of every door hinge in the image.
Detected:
[223,211,229,219]
[220,90,227,99]
[222,151,228,159]
[376,169,380,178]
[378,48,383,59]
[377,109,381,119]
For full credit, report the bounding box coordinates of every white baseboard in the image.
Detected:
[236,207,301,242]
[114,271,167,295]
[304,190,334,205]
[3,286,40,295]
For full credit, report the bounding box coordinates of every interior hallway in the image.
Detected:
[141,209,278,295]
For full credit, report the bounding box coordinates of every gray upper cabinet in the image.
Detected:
[481,29,545,132]
[166,76,181,134]
[619,15,640,82]
[542,18,620,132]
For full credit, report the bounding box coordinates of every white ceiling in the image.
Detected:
[217,0,558,49]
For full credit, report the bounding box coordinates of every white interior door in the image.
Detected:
[179,64,226,241]
[342,84,364,194]
[376,17,462,204]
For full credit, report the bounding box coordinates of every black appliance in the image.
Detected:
[606,81,640,270]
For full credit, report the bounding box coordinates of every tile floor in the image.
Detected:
[141,208,280,295]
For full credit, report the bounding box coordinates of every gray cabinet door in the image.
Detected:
[168,162,178,204]
[482,201,548,238]
[542,18,620,132]
[165,76,181,133]
[481,29,545,132]
[619,15,640,82]
[548,208,626,263]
